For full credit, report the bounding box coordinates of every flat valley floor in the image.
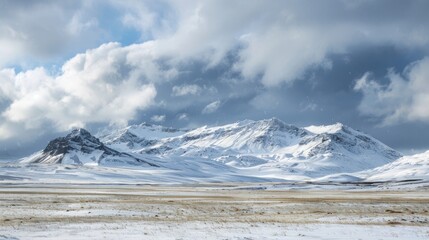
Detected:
[0,184,429,239]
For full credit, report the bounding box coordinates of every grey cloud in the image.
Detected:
[3,0,429,83]
[354,57,429,125]
[0,0,108,67]
[178,113,188,121]
[154,0,429,86]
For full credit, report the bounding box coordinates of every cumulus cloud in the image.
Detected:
[172,84,202,96]
[151,114,166,122]
[202,100,221,114]
[0,42,178,139]
[354,57,429,125]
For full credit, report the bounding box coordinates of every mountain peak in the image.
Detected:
[263,117,287,127]
[234,119,255,126]
[267,117,283,123]
[23,128,158,167]
[305,122,350,134]
[233,118,286,127]
[42,128,103,157]
[67,128,94,139]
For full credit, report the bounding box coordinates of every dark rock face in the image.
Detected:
[43,137,71,156]
[43,129,104,155]
[31,128,158,166]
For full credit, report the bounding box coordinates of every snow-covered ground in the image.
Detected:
[2,222,428,240]
[0,163,267,184]
[0,185,428,240]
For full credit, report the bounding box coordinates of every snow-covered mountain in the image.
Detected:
[13,118,411,183]
[364,150,429,181]
[99,118,400,178]
[22,128,158,167]
[98,123,187,151]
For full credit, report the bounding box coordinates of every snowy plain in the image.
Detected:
[1,185,428,240]
[2,222,428,240]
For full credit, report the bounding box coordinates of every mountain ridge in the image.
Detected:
[13,118,423,184]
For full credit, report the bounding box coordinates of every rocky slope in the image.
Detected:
[22,128,157,167]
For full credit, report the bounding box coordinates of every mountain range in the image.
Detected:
[6,118,426,185]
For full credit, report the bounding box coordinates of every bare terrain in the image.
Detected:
[1,184,429,239]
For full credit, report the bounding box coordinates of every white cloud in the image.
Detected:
[172,84,202,96]
[354,57,429,125]
[178,113,188,120]
[202,100,221,114]
[0,42,173,139]
[151,114,166,122]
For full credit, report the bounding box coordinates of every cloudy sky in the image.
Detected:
[1,0,429,158]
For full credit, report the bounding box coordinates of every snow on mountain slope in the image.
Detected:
[364,151,429,181]
[305,123,345,134]
[98,123,187,151]
[13,118,407,183]
[136,118,306,157]
[21,128,158,167]
[267,123,402,177]
[120,118,401,178]
[16,128,265,183]
[171,118,307,153]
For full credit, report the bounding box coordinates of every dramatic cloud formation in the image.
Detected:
[0,42,165,139]
[354,57,429,125]
[1,0,429,155]
[150,0,429,86]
